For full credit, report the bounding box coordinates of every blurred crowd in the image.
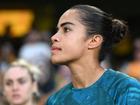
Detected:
[0,26,140,105]
[0,28,72,105]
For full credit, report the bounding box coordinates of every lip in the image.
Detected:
[51,46,62,51]
[12,94,21,99]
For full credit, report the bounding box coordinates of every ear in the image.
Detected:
[88,34,103,49]
[32,81,38,93]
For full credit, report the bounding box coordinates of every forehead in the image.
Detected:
[4,66,30,80]
[58,9,81,26]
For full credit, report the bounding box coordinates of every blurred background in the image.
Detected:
[0,0,140,104]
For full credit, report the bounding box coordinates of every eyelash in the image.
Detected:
[56,26,71,34]
[6,82,12,86]
[63,27,71,33]
[19,80,26,84]
[5,80,26,86]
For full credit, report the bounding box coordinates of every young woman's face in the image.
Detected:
[3,66,34,105]
[51,9,89,64]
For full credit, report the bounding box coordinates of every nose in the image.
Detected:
[12,83,19,91]
[51,33,60,43]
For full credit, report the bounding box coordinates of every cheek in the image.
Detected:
[51,37,86,64]
[21,83,33,94]
[66,39,85,54]
[19,85,33,102]
[3,87,13,102]
[3,86,12,96]
[62,41,86,60]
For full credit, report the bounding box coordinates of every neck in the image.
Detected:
[68,57,104,88]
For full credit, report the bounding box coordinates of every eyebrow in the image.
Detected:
[57,22,75,28]
[5,77,26,82]
[5,79,13,83]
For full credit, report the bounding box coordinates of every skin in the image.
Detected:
[51,9,105,88]
[3,66,35,105]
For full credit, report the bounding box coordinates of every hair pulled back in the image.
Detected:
[70,5,128,61]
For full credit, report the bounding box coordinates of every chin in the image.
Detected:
[51,57,67,65]
[12,97,26,104]
[11,100,24,105]
[51,59,64,64]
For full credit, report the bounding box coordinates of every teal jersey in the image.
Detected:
[45,69,140,105]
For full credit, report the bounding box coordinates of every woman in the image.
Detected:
[46,4,140,105]
[2,59,41,105]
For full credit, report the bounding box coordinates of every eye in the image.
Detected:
[63,27,71,33]
[5,81,12,86]
[18,79,26,84]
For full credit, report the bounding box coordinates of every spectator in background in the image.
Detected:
[0,42,16,71]
[120,37,140,81]
[0,25,16,73]
[18,30,54,93]
[0,72,4,105]
[18,30,56,105]
[2,59,41,105]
